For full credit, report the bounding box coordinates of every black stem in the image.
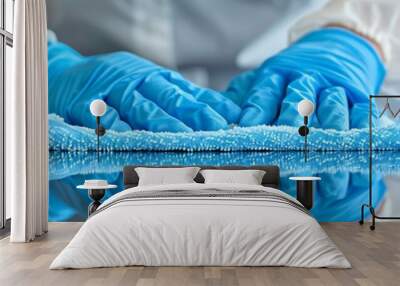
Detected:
[304,116,308,163]
[96,116,100,164]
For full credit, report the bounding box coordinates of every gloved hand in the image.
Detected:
[49,172,122,221]
[225,27,386,130]
[280,170,386,222]
[48,41,241,132]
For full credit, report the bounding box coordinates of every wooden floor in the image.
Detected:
[0,222,399,286]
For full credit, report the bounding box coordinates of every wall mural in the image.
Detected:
[46,0,400,222]
[47,37,400,152]
[49,151,397,222]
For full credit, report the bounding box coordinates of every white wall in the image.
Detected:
[5,45,12,219]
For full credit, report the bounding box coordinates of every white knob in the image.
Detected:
[297,99,315,117]
[90,99,107,117]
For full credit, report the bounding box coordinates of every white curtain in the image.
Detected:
[8,0,48,242]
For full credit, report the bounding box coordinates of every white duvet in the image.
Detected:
[50,183,350,269]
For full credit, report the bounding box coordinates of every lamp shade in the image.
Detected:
[90,99,107,117]
[297,99,315,117]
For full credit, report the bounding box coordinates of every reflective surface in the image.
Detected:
[49,151,400,222]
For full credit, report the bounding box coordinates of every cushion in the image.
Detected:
[200,169,266,185]
[135,167,200,186]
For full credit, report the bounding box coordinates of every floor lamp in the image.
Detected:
[90,99,107,161]
[359,95,400,230]
[297,99,315,162]
[77,99,115,216]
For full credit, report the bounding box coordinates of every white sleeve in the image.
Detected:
[289,0,400,78]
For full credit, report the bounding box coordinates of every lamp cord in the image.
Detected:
[305,133,308,163]
[96,116,100,164]
[97,132,100,164]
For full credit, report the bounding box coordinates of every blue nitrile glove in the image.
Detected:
[225,27,386,130]
[48,41,241,132]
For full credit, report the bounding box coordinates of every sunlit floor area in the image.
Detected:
[0,222,399,286]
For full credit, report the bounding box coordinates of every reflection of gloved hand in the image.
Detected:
[49,172,123,221]
[313,172,386,222]
[225,28,386,129]
[48,42,241,132]
[280,171,386,222]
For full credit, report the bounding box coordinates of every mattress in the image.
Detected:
[50,183,351,269]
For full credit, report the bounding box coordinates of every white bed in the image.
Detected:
[50,183,350,269]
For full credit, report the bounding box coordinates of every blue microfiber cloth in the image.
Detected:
[49,113,400,152]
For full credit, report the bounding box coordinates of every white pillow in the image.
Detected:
[135,167,200,186]
[200,169,266,185]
